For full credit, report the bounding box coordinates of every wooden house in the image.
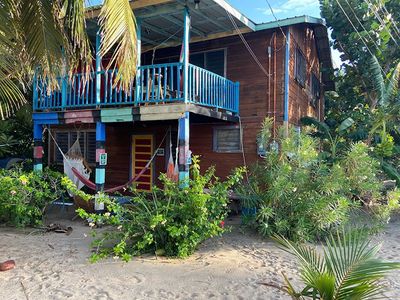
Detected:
[32,0,333,193]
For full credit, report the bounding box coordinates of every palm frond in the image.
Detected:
[20,0,65,87]
[368,55,384,104]
[325,230,400,299]
[57,0,93,76]
[382,62,400,105]
[99,0,137,91]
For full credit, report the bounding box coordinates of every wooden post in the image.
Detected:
[33,122,43,172]
[182,7,190,103]
[96,31,102,106]
[178,112,190,187]
[135,19,142,105]
[95,122,106,211]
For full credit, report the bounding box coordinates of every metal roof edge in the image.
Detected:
[210,0,256,31]
[255,15,325,31]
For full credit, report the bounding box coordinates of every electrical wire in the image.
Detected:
[343,0,387,50]
[264,0,287,41]
[381,3,400,38]
[334,0,387,76]
[363,0,400,46]
[225,9,271,77]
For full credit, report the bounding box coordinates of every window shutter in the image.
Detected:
[214,127,241,152]
[55,132,69,163]
[86,132,96,163]
[205,50,225,76]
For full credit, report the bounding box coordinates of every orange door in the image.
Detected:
[131,135,153,191]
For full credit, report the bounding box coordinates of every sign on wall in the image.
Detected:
[99,153,108,166]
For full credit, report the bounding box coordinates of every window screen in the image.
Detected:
[55,132,69,163]
[213,127,241,152]
[295,48,306,87]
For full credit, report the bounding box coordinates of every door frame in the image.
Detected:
[130,134,154,191]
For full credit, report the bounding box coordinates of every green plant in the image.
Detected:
[238,118,399,242]
[273,230,400,299]
[77,157,244,262]
[0,165,79,227]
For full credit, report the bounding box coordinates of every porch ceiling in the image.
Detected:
[86,0,255,50]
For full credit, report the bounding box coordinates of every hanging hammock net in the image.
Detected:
[63,133,91,192]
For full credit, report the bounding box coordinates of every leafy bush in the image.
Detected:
[78,157,244,262]
[0,166,76,227]
[238,118,400,242]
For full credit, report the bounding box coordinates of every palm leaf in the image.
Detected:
[337,117,354,133]
[382,62,400,105]
[368,55,384,104]
[20,0,65,86]
[300,116,331,140]
[99,0,137,91]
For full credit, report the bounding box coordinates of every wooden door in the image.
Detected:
[131,135,153,191]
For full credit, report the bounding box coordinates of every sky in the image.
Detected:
[86,0,341,67]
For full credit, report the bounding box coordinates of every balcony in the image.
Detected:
[33,62,239,115]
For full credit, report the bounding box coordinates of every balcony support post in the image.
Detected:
[33,122,43,172]
[178,112,190,187]
[96,31,102,106]
[135,19,142,105]
[95,121,106,212]
[182,7,190,103]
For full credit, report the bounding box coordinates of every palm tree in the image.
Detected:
[0,0,137,119]
[273,230,400,299]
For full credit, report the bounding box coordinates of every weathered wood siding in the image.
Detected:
[288,25,324,125]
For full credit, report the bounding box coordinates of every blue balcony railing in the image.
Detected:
[33,62,239,114]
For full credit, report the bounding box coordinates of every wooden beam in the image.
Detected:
[142,27,252,52]
[85,0,174,19]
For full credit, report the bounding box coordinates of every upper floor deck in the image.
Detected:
[33,62,239,115]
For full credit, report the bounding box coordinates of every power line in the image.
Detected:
[363,0,400,46]
[381,3,400,38]
[264,0,287,41]
[334,0,387,76]
[225,9,270,77]
[343,0,387,51]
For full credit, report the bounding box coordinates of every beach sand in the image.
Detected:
[0,210,399,300]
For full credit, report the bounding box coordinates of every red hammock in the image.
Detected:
[71,163,150,194]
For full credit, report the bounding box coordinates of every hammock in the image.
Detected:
[47,128,169,194]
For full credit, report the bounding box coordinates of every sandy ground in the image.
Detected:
[0,209,399,300]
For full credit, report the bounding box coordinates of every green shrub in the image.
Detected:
[0,166,75,227]
[238,118,400,242]
[78,157,244,262]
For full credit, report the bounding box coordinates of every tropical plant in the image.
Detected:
[273,230,400,299]
[0,0,137,119]
[77,157,245,262]
[0,165,82,227]
[238,118,400,242]
[300,116,354,160]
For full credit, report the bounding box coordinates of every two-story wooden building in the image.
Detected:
[32,0,333,192]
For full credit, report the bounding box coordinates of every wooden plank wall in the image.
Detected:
[288,25,324,125]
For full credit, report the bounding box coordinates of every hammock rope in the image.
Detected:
[46,127,170,194]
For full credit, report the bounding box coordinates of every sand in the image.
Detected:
[0,211,399,300]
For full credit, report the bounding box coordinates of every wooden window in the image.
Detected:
[295,48,306,87]
[311,73,321,107]
[190,49,226,77]
[54,130,96,164]
[213,126,241,153]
